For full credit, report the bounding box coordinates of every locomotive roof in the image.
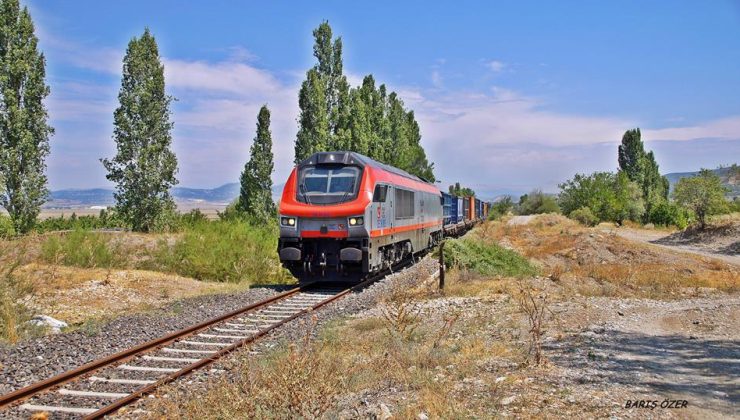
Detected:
[299,151,431,185]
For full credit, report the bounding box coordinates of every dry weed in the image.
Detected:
[380,283,424,340]
[518,286,551,366]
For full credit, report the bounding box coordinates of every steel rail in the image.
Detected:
[83,275,380,419]
[0,283,307,410]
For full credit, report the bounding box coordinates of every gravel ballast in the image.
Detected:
[0,287,284,395]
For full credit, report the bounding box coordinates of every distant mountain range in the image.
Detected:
[45,183,284,209]
[45,165,738,209]
[665,166,739,199]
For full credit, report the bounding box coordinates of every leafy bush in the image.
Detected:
[443,237,538,278]
[730,198,740,213]
[517,190,560,215]
[673,169,730,229]
[559,171,644,224]
[41,230,121,268]
[153,219,288,284]
[179,208,209,228]
[647,200,691,229]
[0,214,14,238]
[569,206,599,227]
[489,196,513,220]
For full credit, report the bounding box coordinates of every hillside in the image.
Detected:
[665,165,739,199]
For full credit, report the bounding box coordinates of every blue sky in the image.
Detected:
[27,0,740,196]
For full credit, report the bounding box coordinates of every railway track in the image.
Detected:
[0,274,387,419]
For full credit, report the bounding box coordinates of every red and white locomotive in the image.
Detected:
[277,151,443,279]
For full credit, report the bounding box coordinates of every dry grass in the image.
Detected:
[0,243,43,343]
[12,263,248,325]
[476,215,739,298]
[148,294,525,418]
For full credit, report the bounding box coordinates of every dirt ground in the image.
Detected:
[609,225,739,265]
[493,215,740,418]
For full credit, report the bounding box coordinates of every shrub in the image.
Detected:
[559,171,644,224]
[489,196,514,220]
[179,208,209,228]
[40,230,121,268]
[443,237,538,278]
[0,214,14,238]
[153,219,288,284]
[647,200,691,229]
[569,206,598,227]
[517,190,560,215]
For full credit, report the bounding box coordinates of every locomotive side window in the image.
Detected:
[395,188,415,219]
[373,185,388,202]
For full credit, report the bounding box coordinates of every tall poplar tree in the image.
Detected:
[295,69,329,163]
[0,0,53,234]
[617,128,668,220]
[294,21,348,163]
[293,21,436,181]
[101,28,178,232]
[617,128,645,184]
[238,105,275,222]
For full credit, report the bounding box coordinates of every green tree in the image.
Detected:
[518,190,560,215]
[295,68,329,163]
[101,28,178,233]
[448,182,475,197]
[490,196,514,219]
[673,169,729,229]
[558,172,644,223]
[0,0,53,234]
[617,128,668,220]
[295,21,349,163]
[294,22,435,182]
[617,128,645,184]
[237,105,275,222]
[612,171,645,223]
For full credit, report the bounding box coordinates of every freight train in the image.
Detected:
[277,151,488,280]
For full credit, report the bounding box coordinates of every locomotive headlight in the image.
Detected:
[281,217,296,227]
[349,216,364,226]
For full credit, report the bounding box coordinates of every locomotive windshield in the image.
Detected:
[297,165,361,205]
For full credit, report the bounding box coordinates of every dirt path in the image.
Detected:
[606,227,740,266]
[547,294,739,419]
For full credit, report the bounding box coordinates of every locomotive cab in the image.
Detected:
[278,152,372,279]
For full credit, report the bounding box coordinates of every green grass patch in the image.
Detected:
[41,229,122,268]
[36,218,292,285]
[443,237,538,278]
[151,219,291,284]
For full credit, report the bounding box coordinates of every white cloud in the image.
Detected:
[643,116,740,142]
[486,60,506,72]
[164,59,283,97]
[430,70,443,88]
